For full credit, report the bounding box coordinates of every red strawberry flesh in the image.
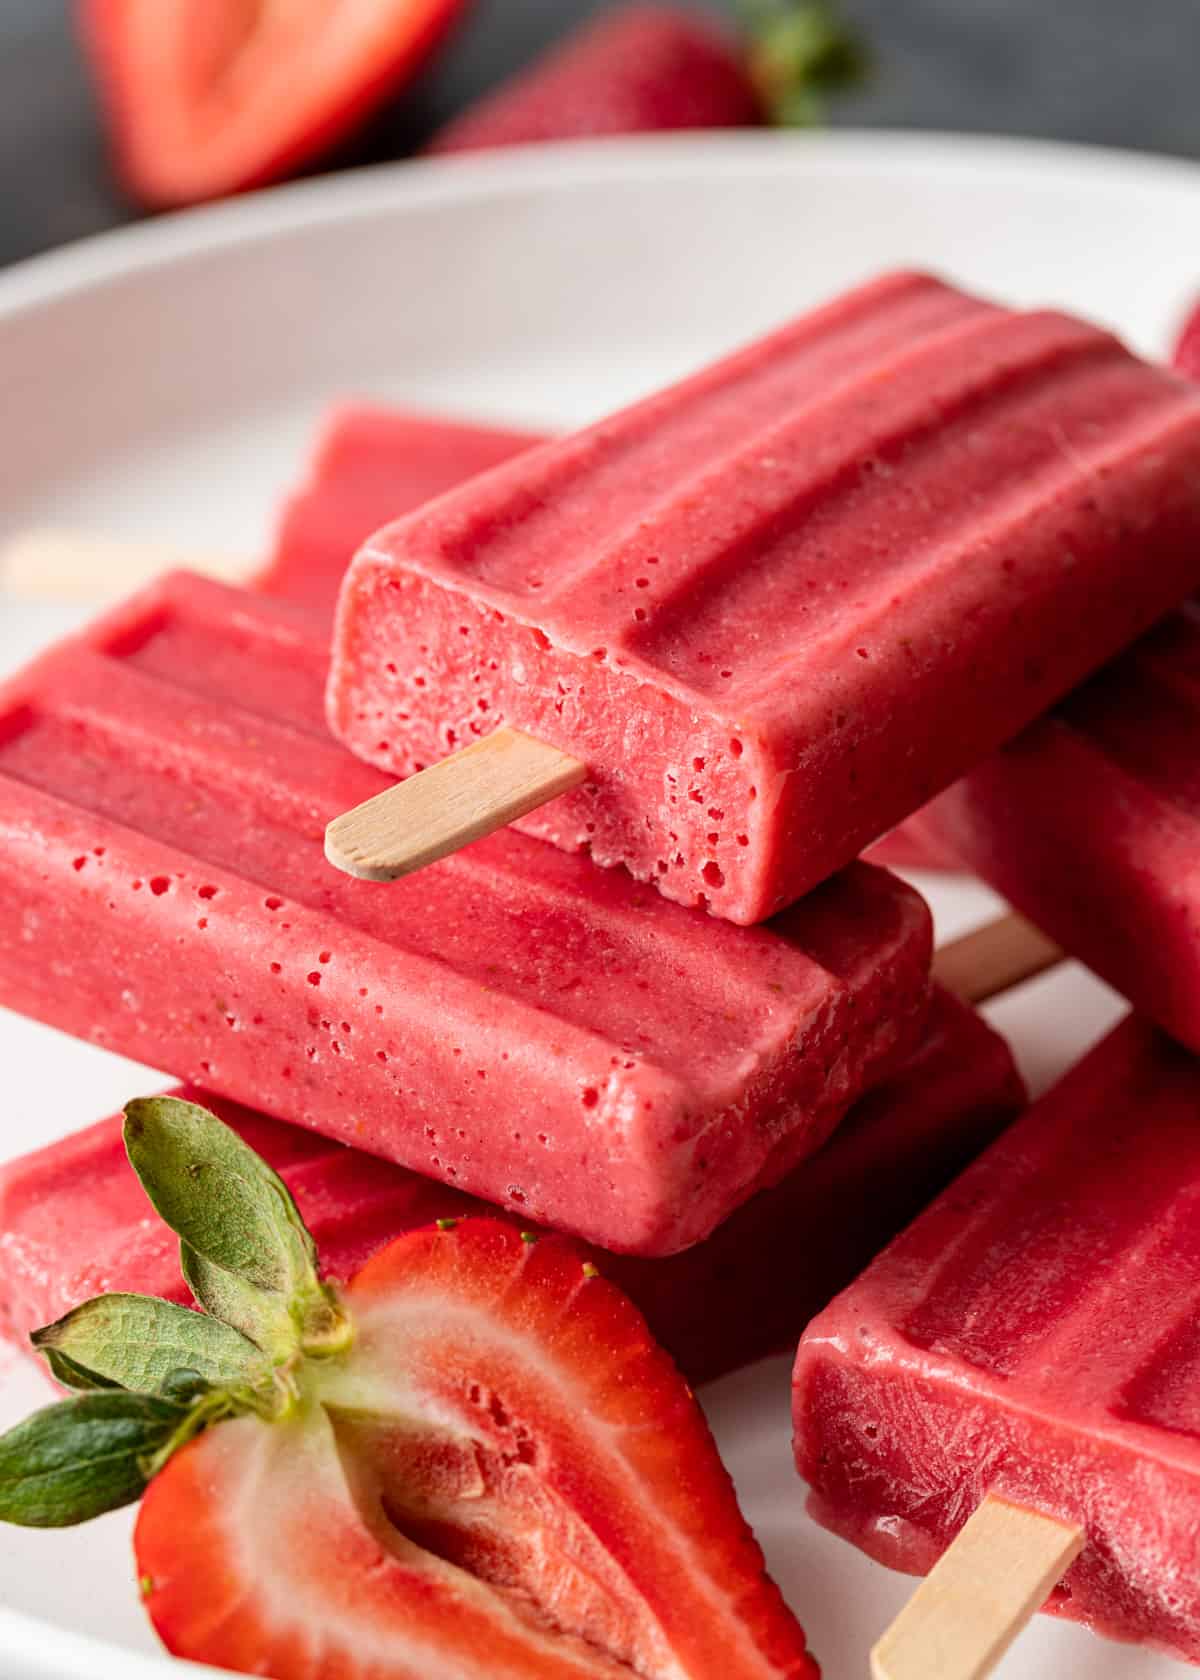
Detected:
[80,0,468,206]
[135,1220,818,1678]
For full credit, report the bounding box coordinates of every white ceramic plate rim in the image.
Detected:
[0,128,1196,1679]
[4,127,1200,321]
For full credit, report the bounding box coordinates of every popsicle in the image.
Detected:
[864,822,966,874]
[863,299,1200,883]
[323,268,1200,923]
[794,1014,1200,1669]
[1,404,542,604]
[900,598,1200,1051]
[0,570,932,1257]
[0,987,1023,1389]
[260,403,545,611]
[262,408,1036,896]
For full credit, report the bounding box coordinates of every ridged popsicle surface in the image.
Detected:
[0,572,930,1255]
[328,271,1200,922]
[906,600,1200,1047]
[794,1015,1200,1662]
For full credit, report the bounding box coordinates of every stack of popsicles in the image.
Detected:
[788,310,1200,1674]
[0,985,1022,1388]
[6,269,1200,1675]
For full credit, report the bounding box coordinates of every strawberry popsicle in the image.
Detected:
[794,1014,1200,1663]
[901,600,1200,1050]
[0,571,931,1256]
[0,988,1022,1387]
[260,400,950,878]
[863,307,1200,884]
[259,403,545,612]
[864,822,966,874]
[772,301,1200,887]
[325,269,1200,923]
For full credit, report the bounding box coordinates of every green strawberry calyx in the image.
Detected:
[739,0,870,127]
[0,1096,352,1528]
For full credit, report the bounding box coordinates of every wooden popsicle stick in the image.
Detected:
[872,1494,1084,1680]
[1,529,254,601]
[325,726,588,881]
[933,912,1064,1005]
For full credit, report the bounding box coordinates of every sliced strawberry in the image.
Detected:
[136,1219,817,1679]
[426,5,764,155]
[1,1100,815,1675]
[1173,298,1200,382]
[79,0,467,206]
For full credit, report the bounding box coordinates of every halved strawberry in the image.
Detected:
[79,0,467,207]
[0,1098,817,1679]
[139,1221,815,1677]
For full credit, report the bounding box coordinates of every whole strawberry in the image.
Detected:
[427,2,865,154]
[0,1095,819,1680]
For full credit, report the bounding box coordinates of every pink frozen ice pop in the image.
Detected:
[0,986,1022,1388]
[324,269,1200,922]
[866,295,1200,883]
[900,599,1200,1051]
[795,1014,1200,1671]
[0,571,932,1256]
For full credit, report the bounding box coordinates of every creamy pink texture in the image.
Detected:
[0,989,1021,1386]
[794,1016,1200,1663]
[0,572,930,1256]
[327,270,1200,923]
[902,600,1200,1049]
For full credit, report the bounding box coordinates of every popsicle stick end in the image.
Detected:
[871,1494,1084,1680]
[325,727,588,883]
[1,528,254,601]
[933,912,1064,1006]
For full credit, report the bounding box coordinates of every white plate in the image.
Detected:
[0,130,1189,1679]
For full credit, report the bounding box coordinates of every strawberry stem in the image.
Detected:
[738,0,869,126]
[297,1290,354,1360]
[142,1387,239,1480]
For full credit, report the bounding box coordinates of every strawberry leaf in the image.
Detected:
[39,1348,123,1393]
[179,1241,296,1357]
[123,1097,346,1358]
[32,1294,264,1394]
[0,1391,190,1527]
[0,1101,359,1534]
[124,1097,318,1294]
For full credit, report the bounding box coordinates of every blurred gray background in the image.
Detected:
[3,0,1198,266]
